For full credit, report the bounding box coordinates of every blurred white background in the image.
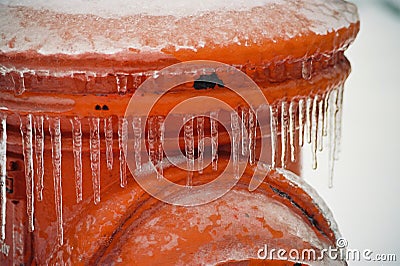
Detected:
[303,0,400,265]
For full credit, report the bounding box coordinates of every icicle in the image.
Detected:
[184,115,194,187]
[230,111,240,179]
[116,74,127,94]
[118,117,128,187]
[323,92,330,137]
[153,71,160,79]
[311,95,319,170]
[280,101,288,168]
[328,89,339,188]
[147,117,157,177]
[20,72,26,94]
[241,107,249,157]
[210,111,219,171]
[335,85,344,160]
[269,105,277,169]
[104,117,114,170]
[301,59,312,80]
[89,118,101,204]
[20,114,35,233]
[306,97,312,144]
[0,114,7,241]
[70,117,83,203]
[132,75,142,90]
[14,72,26,95]
[33,116,44,201]
[298,99,306,147]
[248,109,257,165]
[288,101,296,162]
[197,116,205,174]
[48,117,63,245]
[156,116,165,179]
[318,98,324,152]
[132,117,142,172]
[147,116,164,179]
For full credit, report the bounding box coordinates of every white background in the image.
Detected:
[303,0,400,265]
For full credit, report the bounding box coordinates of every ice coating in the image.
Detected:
[118,187,341,265]
[276,168,341,241]
[0,0,284,18]
[0,0,359,55]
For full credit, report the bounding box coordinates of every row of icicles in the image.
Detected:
[2,68,159,96]
[0,85,344,246]
[1,55,317,96]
